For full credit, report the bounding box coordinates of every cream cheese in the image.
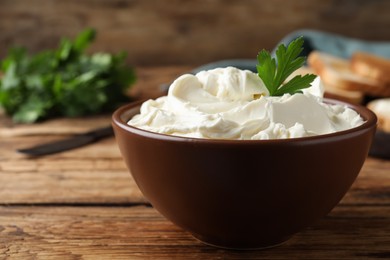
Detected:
[128,67,364,140]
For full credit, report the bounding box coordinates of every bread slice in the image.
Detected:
[305,53,363,103]
[322,83,364,104]
[351,52,390,84]
[308,51,390,97]
[308,51,381,91]
[367,98,390,133]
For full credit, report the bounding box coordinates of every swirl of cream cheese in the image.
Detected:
[128,67,364,140]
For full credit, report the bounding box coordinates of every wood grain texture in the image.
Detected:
[1,0,390,65]
[1,65,390,258]
[0,66,189,204]
[0,205,390,259]
[0,68,389,206]
[1,140,389,205]
[0,138,146,204]
[341,157,390,205]
[0,114,112,137]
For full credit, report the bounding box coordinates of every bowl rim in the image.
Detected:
[112,98,377,145]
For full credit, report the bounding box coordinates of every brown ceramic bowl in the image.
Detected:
[112,99,376,250]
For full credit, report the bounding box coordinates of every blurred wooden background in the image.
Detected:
[1,0,390,66]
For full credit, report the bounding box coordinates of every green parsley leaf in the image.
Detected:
[0,28,136,123]
[256,37,316,96]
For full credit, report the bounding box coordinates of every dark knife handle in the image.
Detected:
[369,130,390,159]
[85,126,114,140]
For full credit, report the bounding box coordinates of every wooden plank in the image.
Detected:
[1,146,389,205]
[0,205,389,259]
[1,136,121,159]
[0,168,145,204]
[1,1,390,65]
[341,157,390,205]
[0,114,112,138]
[0,65,389,207]
[0,137,146,204]
[0,66,191,204]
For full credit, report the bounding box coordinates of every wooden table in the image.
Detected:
[1,67,390,259]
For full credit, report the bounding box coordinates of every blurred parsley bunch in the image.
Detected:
[0,28,136,123]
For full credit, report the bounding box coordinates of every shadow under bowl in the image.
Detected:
[112,99,377,250]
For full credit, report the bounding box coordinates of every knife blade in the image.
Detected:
[17,126,114,156]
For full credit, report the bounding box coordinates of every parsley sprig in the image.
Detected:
[0,28,136,123]
[256,37,316,96]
